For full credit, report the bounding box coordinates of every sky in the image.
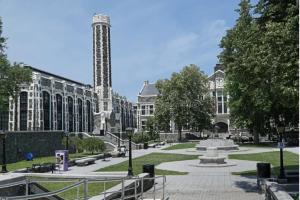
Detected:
[0,0,241,101]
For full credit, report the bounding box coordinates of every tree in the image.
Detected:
[82,137,106,154]
[219,0,298,143]
[155,64,214,141]
[145,116,159,140]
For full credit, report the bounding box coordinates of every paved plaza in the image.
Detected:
[58,144,281,199]
[2,144,297,199]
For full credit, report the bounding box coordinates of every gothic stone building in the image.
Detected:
[135,64,232,135]
[209,64,230,133]
[8,66,97,132]
[136,81,159,132]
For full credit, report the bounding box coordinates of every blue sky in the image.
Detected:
[0,0,241,101]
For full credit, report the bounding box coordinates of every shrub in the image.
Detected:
[82,137,106,154]
[132,132,150,143]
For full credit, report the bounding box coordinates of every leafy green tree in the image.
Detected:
[132,132,150,143]
[62,137,84,153]
[82,137,106,154]
[155,64,214,141]
[219,0,298,143]
[145,116,159,140]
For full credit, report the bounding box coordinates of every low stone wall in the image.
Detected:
[0,131,65,164]
[159,133,183,142]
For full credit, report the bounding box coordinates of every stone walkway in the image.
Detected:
[152,145,275,200]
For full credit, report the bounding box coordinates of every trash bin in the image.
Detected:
[143,164,155,177]
[144,142,148,149]
[257,163,271,178]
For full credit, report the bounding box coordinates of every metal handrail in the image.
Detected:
[6,180,85,200]
[0,180,27,189]
[105,131,140,148]
[1,175,167,200]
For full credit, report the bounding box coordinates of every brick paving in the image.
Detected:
[155,146,267,200]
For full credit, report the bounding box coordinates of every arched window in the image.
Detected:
[20,92,28,130]
[42,91,51,130]
[78,98,83,132]
[86,100,91,132]
[68,97,74,132]
[56,94,63,130]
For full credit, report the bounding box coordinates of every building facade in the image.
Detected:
[136,81,159,132]
[135,64,231,134]
[208,64,230,133]
[8,66,97,132]
[6,13,135,134]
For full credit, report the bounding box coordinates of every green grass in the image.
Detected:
[97,153,198,175]
[229,151,299,176]
[237,142,276,148]
[6,152,95,172]
[162,143,197,150]
[38,178,119,200]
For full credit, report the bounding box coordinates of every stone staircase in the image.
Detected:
[96,131,141,150]
[75,131,141,151]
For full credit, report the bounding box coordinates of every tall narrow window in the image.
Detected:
[223,96,227,114]
[104,102,108,111]
[43,91,50,130]
[78,98,83,132]
[141,106,146,115]
[217,96,222,114]
[68,97,74,132]
[56,94,63,130]
[86,100,91,132]
[20,92,28,130]
[149,105,154,115]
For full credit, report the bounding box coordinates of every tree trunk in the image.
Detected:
[14,96,18,131]
[253,128,259,144]
[178,127,182,142]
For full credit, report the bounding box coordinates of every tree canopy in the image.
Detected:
[154,64,214,141]
[219,0,298,143]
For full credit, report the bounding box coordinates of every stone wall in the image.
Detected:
[0,131,65,164]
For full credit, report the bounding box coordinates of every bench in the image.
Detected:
[158,141,166,146]
[87,153,105,160]
[75,157,96,166]
[148,143,157,148]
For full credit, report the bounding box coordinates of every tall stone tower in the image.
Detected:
[92,14,113,132]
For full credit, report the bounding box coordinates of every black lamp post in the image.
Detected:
[118,129,121,147]
[277,121,286,180]
[126,127,133,177]
[65,131,69,151]
[0,131,7,173]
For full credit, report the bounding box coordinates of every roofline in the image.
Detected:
[138,94,158,97]
[25,65,92,88]
[208,69,225,79]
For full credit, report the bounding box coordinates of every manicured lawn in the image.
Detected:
[237,142,276,148]
[229,151,299,176]
[6,152,95,172]
[163,143,197,150]
[38,178,119,200]
[97,153,198,175]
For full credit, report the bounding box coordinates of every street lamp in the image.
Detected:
[0,131,8,173]
[126,127,134,177]
[65,131,69,151]
[277,120,286,180]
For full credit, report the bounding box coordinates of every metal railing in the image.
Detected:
[0,175,167,200]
